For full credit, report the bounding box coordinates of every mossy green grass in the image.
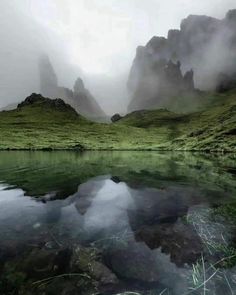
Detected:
[0,90,235,151]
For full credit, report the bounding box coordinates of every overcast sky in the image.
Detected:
[28,0,236,74]
[1,0,236,113]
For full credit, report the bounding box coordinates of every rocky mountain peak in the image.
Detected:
[226,9,236,23]
[180,14,220,33]
[38,56,106,119]
[127,9,236,112]
[74,78,85,94]
[39,55,58,98]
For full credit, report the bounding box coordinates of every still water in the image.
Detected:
[0,151,236,295]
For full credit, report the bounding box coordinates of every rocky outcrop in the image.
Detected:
[39,55,58,99]
[111,113,122,122]
[216,72,236,93]
[128,9,236,112]
[39,56,106,120]
[17,93,78,115]
[1,244,118,295]
[128,55,195,111]
[72,78,106,119]
[74,78,85,93]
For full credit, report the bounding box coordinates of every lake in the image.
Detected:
[0,151,236,295]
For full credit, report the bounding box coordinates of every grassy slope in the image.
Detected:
[117,90,236,151]
[0,91,235,151]
[0,103,159,150]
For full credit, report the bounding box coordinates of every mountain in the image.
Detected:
[0,92,235,152]
[39,55,106,120]
[128,9,236,112]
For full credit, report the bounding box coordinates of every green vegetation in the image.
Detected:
[0,90,235,151]
[182,205,236,295]
[0,101,163,150]
[0,151,236,198]
[117,90,236,152]
[213,202,236,224]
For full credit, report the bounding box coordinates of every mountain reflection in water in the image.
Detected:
[0,151,236,295]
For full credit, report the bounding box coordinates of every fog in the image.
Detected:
[0,0,236,114]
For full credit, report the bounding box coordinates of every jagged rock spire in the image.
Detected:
[38,55,58,98]
[74,78,85,94]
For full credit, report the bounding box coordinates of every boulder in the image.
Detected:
[111,113,122,122]
[70,246,118,285]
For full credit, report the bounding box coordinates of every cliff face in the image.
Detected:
[39,55,58,99]
[39,56,106,119]
[128,9,236,112]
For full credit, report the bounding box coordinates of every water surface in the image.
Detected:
[0,151,236,295]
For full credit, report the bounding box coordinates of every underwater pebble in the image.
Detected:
[33,222,41,229]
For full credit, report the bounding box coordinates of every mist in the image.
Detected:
[1,0,236,115]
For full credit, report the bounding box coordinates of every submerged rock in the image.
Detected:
[107,243,161,282]
[71,246,118,285]
[1,244,118,294]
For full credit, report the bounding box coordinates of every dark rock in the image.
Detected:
[74,78,86,93]
[111,113,122,122]
[226,9,236,25]
[17,93,78,114]
[17,93,44,106]
[107,243,160,282]
[111,176,121,183]
[164,60,183,86]
[128,57,195,111]
[39,55,58,99]
[216,72,236,92]
[183,69,194,90]
[70,246,118,285]
[89,261,118,285]
[146,36,168,56]
[18,248,72,279]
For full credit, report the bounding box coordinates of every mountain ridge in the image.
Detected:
[128,9,236,112]
[39,55,106,120]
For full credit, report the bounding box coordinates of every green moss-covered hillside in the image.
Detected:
[0,92,235,151]
[117,90,236,151]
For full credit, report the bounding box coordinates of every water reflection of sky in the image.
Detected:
[0,176,231,250]
[0,174,236,294]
